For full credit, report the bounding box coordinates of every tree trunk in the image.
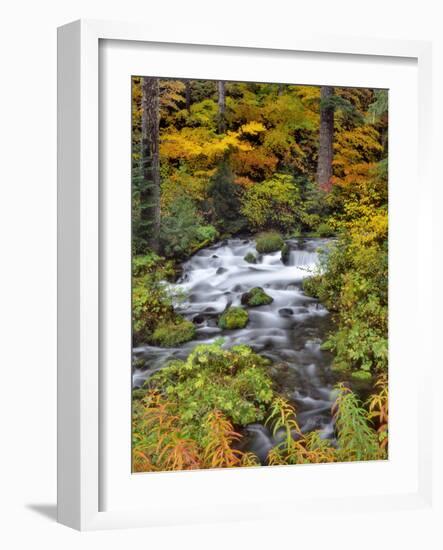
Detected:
[140,77,161,252]
[217,80,226,133]
[184,79,191,113]
[316,86,335,189]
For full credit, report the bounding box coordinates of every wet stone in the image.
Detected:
[278,308,294,317]
[193,315,205,324]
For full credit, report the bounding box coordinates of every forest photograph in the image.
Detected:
[131,76,388,473]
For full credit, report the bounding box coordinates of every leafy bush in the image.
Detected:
[244,252,257,264]
[160,196,218,258]
[132,345,388,472]
[132,252,175,279]
[332,384,381,461]
[218,307,249,329]
[241,287,273,307]
[241,173,300,232]
[132,342,274,471]
[132,252,179,345]
[367,375,388,452]
[302,165,388,376]
[152,342,274,427]
[152,318,196,347]
[132,282,175,345]
[266,384,384,466]
[316,222,334,237]
[255,231,284,254]
[195,224,218,243]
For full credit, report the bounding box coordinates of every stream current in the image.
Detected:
[133,237,339,463]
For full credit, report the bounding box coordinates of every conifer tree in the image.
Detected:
[140,76,161,252]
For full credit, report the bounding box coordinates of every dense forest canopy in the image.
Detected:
[131,77,389,472]
[132,78,387,254]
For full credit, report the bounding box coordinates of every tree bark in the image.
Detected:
[140,77,161,252]
[217,80,226,133]
[316,86,335,189]
[185,79,191,113]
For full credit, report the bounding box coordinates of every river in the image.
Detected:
[133,237,339,463]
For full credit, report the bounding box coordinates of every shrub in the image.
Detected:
[266,384,384,466]
[132,282,175,345]
[241,173,300,232]
[241,287,273,307]
[244,252,257,264]
[367,375,389,452]
[332,384,381,462]
[302,275,321,299]
[218,307,249,329]
[132,348,387,472]
[316,222,334,237]
[132,252,175,279]
[132,251,180,345]
[160,196,217,258]
[152,318,196,347]
[195,224,218,243]
[302,170,388,378]
[255,231,284,254]
[151,342,274,428]
[132,342,274,471]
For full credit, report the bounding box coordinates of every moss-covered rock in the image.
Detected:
[241,287,273,307]
[152,318,196,347]
[351,370,372,381]
[281,243,290,265]
[244,252,257,264]
[218,307,249,329]
[255,232,284,254]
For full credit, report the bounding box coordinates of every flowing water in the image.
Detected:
[133,237,339,463]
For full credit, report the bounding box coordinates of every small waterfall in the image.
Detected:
[288,249,318,268]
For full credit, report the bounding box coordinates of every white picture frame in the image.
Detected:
[57,19,434,531]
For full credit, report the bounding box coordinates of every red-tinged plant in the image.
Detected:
[367,374,389,451]
[202,410,244,469]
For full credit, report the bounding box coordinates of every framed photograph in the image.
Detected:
[57,19,433,530]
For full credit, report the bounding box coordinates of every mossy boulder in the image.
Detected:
[151,318,196,347]
[281,243,290,265]
[244,252,257,264]
[351,370,372,381]
[218,307,249,330]
[241,287,273,307]
[255,232,284,254]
